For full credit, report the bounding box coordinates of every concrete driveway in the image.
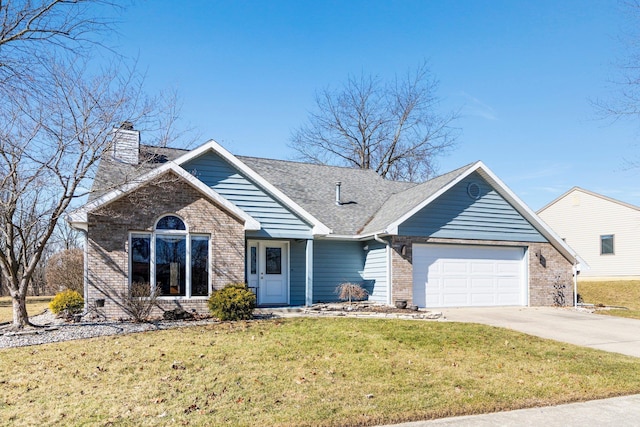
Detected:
[441,306,640,358]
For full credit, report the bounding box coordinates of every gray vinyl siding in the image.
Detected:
[362,240,388,303]
[289,240,307,305]
[312,240,366,303]
[184,152,313,239]
[399,173,547,243]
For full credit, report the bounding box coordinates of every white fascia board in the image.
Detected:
[66,214,88,231]
[317,233,390,241]
[69,162,261,231]
[174,139,332,236]
[473,162,580,264]
[383,160,580,265]
[385,162,479,235]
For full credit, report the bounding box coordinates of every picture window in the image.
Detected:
[130,215,209,297]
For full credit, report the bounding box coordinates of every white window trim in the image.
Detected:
[600,234,615,256]
[129,219,211,299]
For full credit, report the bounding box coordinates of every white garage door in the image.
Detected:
[412,244,526,308]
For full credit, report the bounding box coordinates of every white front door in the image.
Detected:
[247,240,289,305]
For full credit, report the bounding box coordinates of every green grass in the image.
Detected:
[578,280,640,319]
[1,317,639,426]
[0,296,53,323]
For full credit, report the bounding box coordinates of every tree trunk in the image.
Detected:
[11,293,29,328]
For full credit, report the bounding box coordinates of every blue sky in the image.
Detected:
[109,0,640,210]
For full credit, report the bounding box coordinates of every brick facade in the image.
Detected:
[86,171,245,320]
[390,237,574,307]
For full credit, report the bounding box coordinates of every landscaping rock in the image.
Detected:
[162,308,194,321]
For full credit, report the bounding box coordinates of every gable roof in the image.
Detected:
[538,186,640,214]
[79,139,579,264]
[238,156,414,236]
[175,140,332,235]
[359,163,474,235]
[69,161,260,232]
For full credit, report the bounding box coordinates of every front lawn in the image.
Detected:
[1,317,639,426]
[0,296,53,323]
[578,280,640,319]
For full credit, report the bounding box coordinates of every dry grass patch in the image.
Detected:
[0,296,53,323]
[1,317,639,426]
[579,281,640,319]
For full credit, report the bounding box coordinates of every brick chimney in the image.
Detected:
[109,121,140,164]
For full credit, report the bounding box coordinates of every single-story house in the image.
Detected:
[538,187,640,281]
[68,125,580,319]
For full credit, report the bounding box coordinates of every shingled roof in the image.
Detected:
[89,145,188,202]
[237,156,416,235]
[88,143,476,236]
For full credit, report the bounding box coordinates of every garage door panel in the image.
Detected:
[497,262,520,275]
[471,263,497,275]
[497,277,520,289]
[470,277,494,290]
[442,260,468,274]
[413,244,526,308]
[443,277,469,290]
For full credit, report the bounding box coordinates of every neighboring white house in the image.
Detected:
[538,187,640,281]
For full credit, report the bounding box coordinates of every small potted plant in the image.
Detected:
[395,299,407,309]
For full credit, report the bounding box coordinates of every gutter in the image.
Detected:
[373,233,388,246]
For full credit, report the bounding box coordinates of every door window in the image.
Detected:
[265,247,282,275]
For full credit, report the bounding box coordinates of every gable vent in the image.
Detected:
[467,182,481,200]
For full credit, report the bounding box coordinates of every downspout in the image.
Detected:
[374,234,392,306]
[79,228,89,315]
[573,262,580,308]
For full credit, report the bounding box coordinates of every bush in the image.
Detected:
[117,282,159,323]
[45,248,84,294]
[336,282,368,304]
[208,283,256,321]
[49,289,84,316]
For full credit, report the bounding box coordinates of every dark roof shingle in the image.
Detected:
[90,144,473,236]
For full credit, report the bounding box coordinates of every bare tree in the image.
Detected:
[0,57,152,328]
[0,1,114,90]
[0,1,169,329]
[45,248,83,294]
[290,62,460,182]
[594,1,640,167]
[51,219,82,251]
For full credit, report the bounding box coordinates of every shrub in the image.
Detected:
[336,282,368,304]
[45,248,84,294]
[208,283,256,321]
[117,282,159,323]
[49,289,84,316]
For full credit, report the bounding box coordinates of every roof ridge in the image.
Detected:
[539,186,640,213]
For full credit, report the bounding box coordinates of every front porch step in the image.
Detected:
[254,306,305,316]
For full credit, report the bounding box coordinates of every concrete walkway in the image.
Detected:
[379,394,640,426]
[440,306,640,358]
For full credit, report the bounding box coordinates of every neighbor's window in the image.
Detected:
[130,215,210,297]
[600,234,614,255]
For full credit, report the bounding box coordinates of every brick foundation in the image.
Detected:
[390,237,574,307]
[86,171,245,320]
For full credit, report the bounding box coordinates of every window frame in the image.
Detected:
[128,215,211,299]
[600,234,615,256]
